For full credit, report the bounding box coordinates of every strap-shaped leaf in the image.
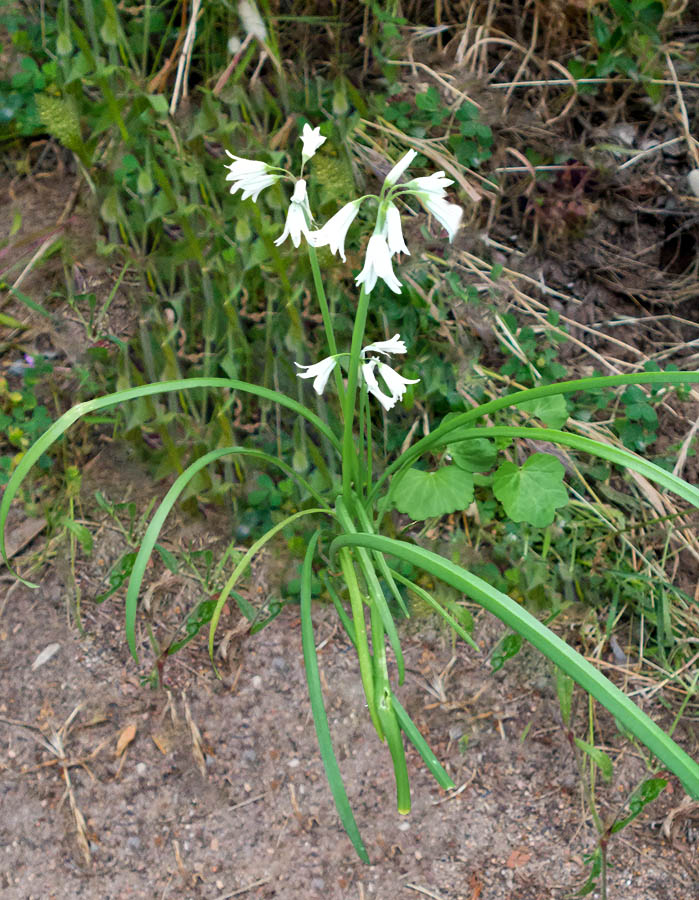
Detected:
[300,532,369,862]
[329,532,699,801]
[1,377,341,582]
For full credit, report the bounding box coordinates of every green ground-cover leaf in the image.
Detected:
[493,453,568,527]
[393,466,474,520]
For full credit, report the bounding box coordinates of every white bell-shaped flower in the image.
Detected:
[295,356,337,395]
[361,334,407,357]
[308,199,361,261]
[300,124,326,162]
[416,193,462,242]
[384,148,417,187]
[224,151,280,202]
[384,203,410,256]
[361,357,419,411]
[275,179,313,248]
[405,171,453,198]
[355,233,402,294]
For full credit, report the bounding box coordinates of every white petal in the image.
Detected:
[406,171,453,197]
[308,200,360,261]
[355,234,402,294]
[362,334,407,357]
[301,124,326,161]
[295,357,337,395]
[377,362,419,402]
[384,203,410,256]
[421,195,462,241]
[384,149,417,187]
[275,179,312,247]
[361,359,396,411]
[291,179,308,203]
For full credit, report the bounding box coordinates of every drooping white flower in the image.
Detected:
[308,199,360,261]
[275,179,312,248]
[384,148,417,187]
[361,334,407,357]
[361,358,396,411]
[415,193,462,242]
[295,356,337,395]
[405,171,454,198]
[384,203,410,256]
[376,360,419,403]
[361,357,419,411]
[355,233,402,294]
[301,123,326,162]
[238,0,267,41]
[224,151,280,202]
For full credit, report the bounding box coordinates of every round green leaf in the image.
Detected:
[447,437,497,472]
[493,453,568,527]
[516,395,569,428]
[394,466,474,520]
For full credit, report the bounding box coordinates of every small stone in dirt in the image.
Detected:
[136,762,147,776]
[31,643,60,670]
[288,758,300,768]
[251,675,263,689]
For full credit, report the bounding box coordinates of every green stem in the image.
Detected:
[307,245,346,406]
[342,285,371,498]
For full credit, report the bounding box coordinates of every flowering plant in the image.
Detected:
[2,122,699,862]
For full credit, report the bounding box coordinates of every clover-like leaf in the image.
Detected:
[447,437,497,473]
[493,453,568,527]
[516,395,569,428]
[394,466,474,520]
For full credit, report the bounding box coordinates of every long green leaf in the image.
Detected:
[123,446,331,661]
[371,371,699,503]
[385,425,699,513]
[329,533,699,800]
[300,531,369,862]
[392,696,455,791]
[335,497,405,684]
[0,378,341,581]
[207,507,331,663]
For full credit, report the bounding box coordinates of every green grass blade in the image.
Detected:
[352,499,409,617]
[329,533,699,801]
[380,423,699,520]
[0,377,341,581]
[300,531,369,863]
[123,446,331,661]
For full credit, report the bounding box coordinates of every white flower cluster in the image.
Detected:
[224,131,464,412]
[295,334,419,412]
[224,139,462,294]
[224,123,326,247]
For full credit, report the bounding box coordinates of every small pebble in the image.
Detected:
[288,758,300,768]
[135,762,147,776]
[251,675,263,689]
